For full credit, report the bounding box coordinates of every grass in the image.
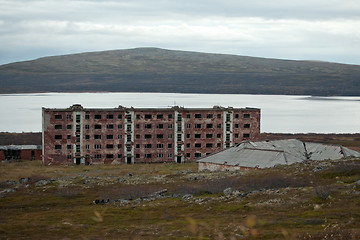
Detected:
[1,159,360,239]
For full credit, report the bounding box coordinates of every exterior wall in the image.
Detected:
[42,105,260,165]
[198,162,255,172]
[0,149,41,161]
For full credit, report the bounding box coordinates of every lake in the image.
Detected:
[0,92,359,133]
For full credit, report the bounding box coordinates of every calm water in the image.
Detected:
[0,92,359,133]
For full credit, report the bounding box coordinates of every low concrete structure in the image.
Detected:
[198,139,360,172]
[0,145,42,161]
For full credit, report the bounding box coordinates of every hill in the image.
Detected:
[0,48,359,95]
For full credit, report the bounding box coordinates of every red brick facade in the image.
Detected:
[42,105,260,165]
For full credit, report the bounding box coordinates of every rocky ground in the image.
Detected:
[1,158,360,239]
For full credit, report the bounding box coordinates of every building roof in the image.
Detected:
[42,104,260,112]
[198,139,360,168]
[0,145,42,150]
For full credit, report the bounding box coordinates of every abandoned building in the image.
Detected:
[42,104,260,165]
[198,139,360,172]
[0,145,42,161]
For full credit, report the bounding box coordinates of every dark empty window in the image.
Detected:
[85,135,90,140]
[206,114,213,118]
[157,134,164,139]
[217,133,221,138]
[168,144,172,149]
[195,134,201,139]
[244,114,250,119]
[177,114,182,121]
[106,144,114,149]
[206,134,213,139]
[85,115,89,119]
[235,133,239,138]
[206,124,213,129]
[195,124,202,129]
[136,154,140,158]
[106,124,114,129]
[118,114,122,119]
[55,145,62,150]
[67,125,72,129]
[55,135,62,140]
[243,133,250,138]
[244,124,250,128]
[217,114,221,118]
[55,125,62,129]
[144,124,152,129]
[235,114,239,119]
[145,114,152,119]
[145,154,152,158]
[194,153,201,158]
[186,114,191,119]
[194,114,202,119]
[157,124,163,129]
[118,124,123,129]
[156,114,163,119]
[136,114,140,119]
[195,143,201,148]
[157,144,164,149]
[106,135,113,140]
[118,154,122,159]
[186,143,190,148]
[226,114,231,121]
[94,124,101,129]
[206,143,213,148]
[234,124,239,129]
[118,144,123,149]
[168,114,173,119]
[95,114,102,119]
[106,154,114,159]
[145,144,152,148]
[145,134,152,139]
[67,145,71,150]
[55,114,62,120]
[94,135,101,139]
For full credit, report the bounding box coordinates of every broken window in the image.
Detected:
[235,134,239,138]
[145,144,152,149]
[118,144,123,149]
[106,154,114,159]
[135,124,140,129]
[177,145,182,151]
[144,124,152,129]
[145,114,152,119]
[195,143,201,148]
[168,143,172,149]
[67,135,71,140]
[177,125,182,131]
[217,143,221,147]
[206,134,213,139]
[95,114,102,119]
[144,134,152,139]
[67,155,72,160]
[85,135,90,140]
[195,124,202,129]
[157,114,163,119]
[55,135,62,140]
[207,114,213,118]
[243,133,250,138]
[118,154,122,159]
[195,134,201,139]
[157,124,164,129]
[136,134,140,139]
[186,143,190,148]
[136,154,140,158]
[234,124,239,129]
[126,135,131,141]
[168,153,173,158]
[94,124,101,129]
[217,124,221,128]
[106,135,113,140]
[157,134,164,139]
[136,114,140,119]
[217,133,221,138]
[168,124,173,129]
[186,153,191,157]
[85,115,89,119]
[55,114,62,120]
[118,124,123,129]
[94,135,101,140]
[194,153,201,158]
[206,124,213,129]
[106,144,114,149]
[85,125,90,130]
[206,143,213,148]
[106,124,114,129]
[135,144,140,149]
[126,125,131,131]
[186,134,190,139]
[168,114,173,119]
[126,115,131,121]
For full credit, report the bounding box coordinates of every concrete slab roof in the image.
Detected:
[198,139,360,169]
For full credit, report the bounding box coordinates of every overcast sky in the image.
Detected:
[1,0,359,65]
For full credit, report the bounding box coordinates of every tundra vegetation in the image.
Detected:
[1,134,360,239]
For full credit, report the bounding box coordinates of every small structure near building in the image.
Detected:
[0,145,42,161]
[198,139,360,172]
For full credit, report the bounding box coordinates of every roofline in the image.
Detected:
[42,104,261,112]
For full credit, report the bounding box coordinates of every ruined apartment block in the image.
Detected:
[42,105,260,165]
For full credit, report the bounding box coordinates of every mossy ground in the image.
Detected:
[1,159,360,239]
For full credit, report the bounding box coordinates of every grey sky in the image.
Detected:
[1,0,359,65]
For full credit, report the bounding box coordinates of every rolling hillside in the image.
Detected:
[0,48,359,95]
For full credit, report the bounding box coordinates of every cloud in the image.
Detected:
[0,0,359,65]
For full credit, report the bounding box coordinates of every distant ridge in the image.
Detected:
[0,47,359,95]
